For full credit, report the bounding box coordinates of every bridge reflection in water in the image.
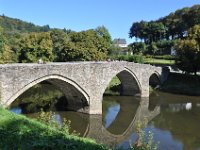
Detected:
[11,95,160,148]
[84,97,160,147]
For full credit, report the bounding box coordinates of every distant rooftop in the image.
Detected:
[113,38,127,44]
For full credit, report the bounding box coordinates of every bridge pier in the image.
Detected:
[89,95,103,114]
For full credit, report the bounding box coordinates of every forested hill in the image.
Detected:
[0,15,51,34]
[0,14,112,64]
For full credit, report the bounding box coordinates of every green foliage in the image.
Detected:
[95,26,112,45]
[0,15,50,34]
[37,110,76,136]
[152,55,175,60]
[51,28,111,62]
[147,42,158,55]
[0,27,16,63]
[0,15,113,63]
[129,42,147,54]
[175,25,200,74]
[129,21,166,43]
[104,76,121,95]
[155,40,176,55]
[108,44,122,56]
[130,5,200,43]
[11,83,64,113]
[18,32,54,62]
[66,29,108,61]
[112,55,144,63]
[0,108,108,150]
[50,29,70,61]
[129,5,200,56]
[129,122,159,150]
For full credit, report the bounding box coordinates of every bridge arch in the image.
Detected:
[5,75,90,113]
[103,68,142,96]
[149,71,161,88]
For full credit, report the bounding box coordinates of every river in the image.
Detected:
[10,85,200,150]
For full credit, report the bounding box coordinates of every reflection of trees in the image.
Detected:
[153,109,200,150]
[150,91,200,150]
[10,83,64,113]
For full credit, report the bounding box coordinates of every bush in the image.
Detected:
[112,55,144,63]
[0,108,108,150]
[128,55,144,63]
[129,121,159,150]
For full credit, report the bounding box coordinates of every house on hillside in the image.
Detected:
[113,38,127,48]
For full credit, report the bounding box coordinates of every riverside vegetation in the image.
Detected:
[0,108,107,150]
[0,108,158,150]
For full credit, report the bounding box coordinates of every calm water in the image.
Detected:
[10,91,200,150]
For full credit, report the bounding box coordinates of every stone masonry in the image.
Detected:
[0,61,165,114]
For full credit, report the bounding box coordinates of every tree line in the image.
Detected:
[0,15,112,63]
[129,5,200,54]
[129,4,200,74]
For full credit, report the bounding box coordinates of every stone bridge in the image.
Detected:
[0,61,167,114]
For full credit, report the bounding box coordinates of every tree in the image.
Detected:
[129,21,149,42]
[129,42,147,54]
[147,22,166,43]
[0,27,15,63]
[55,29,109,61]
[95,26,112,45]
[50,29,70,61]
[176,25,200,74]
[18,32,54,63]
[147,42,158,55]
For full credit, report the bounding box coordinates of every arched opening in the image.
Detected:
[9,75,90,135]
[104,69,141,96]
[103,96,140,135]
[102,69,141,135]
[149,73,161,89]
[9,75,89,114]
[149,73,161,111]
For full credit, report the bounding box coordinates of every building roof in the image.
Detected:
[113,38,127,44]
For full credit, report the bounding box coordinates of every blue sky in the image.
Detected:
[0,0,200,44]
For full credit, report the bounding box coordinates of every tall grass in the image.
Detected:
[0,108,108,150]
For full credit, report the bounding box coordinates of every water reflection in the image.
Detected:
[104,103,120,128]
[10,107,22,114]
[149,91,200,150]
[9,90,200,150]
[86,96,160,148]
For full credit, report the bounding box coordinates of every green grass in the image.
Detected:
[161,73,200,95]
[0,108,108,150]
[144,58,175,65]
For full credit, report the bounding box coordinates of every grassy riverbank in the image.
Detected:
[0,108,107,150]
[161,73,200,95]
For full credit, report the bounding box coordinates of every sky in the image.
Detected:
[0,0,200,44]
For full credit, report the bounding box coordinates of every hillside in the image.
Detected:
[0,15,51,34]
